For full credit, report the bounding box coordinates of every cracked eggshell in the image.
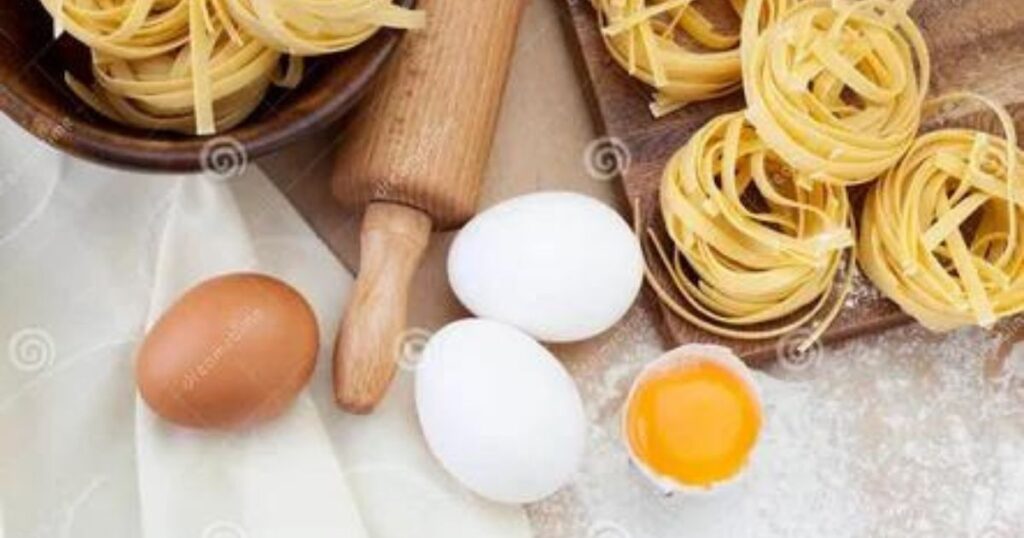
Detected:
[447,191,643,343]
[622,344,764,497]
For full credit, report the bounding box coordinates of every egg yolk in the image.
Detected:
[626,360,761,487]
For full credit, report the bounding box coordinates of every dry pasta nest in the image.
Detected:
[636,0,955,347]
[594,0,797,117]
[66,29,281,134]
[222,0,424,55]
[645,111,856,348]
[859,95,1024,332]
[39,0,424,134]
[742,0,929,185]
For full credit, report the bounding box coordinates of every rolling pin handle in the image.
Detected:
[331,0,526,413]
[333,201,432,414]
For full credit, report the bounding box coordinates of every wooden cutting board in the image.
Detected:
[558,0,1024,362]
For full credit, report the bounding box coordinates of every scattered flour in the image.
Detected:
[530,314,1024,538]
[842,267,885,310]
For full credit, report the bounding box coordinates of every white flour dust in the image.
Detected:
[531,315,1024,538]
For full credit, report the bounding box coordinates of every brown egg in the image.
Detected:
[136,273,319,429]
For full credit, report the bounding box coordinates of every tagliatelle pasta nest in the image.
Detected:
[633,0,1024,345]
[65,24,281,135]
[39,0,425,135]
[647,111,855,348]
[593,0,795,117]
[222,0,425,55]
[741,0,930,185]
[859,93,1024,332]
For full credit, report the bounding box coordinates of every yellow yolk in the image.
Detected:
[626,360,761,487]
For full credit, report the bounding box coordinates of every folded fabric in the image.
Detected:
[0,117,531,538]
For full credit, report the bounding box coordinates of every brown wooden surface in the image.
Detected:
[0,0,413,172]
[560,0,1024,361]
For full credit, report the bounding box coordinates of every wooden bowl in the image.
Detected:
[0,0,413,172]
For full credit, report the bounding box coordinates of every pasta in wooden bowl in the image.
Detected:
[0,0,420,171]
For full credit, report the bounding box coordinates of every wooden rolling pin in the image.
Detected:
[330,0,527,413]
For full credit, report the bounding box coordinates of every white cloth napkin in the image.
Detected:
[0,117,531,538]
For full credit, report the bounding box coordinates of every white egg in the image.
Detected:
[414,318,586,504]
[448,191,644,343]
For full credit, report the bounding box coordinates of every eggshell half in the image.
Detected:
[622,344,764,497]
